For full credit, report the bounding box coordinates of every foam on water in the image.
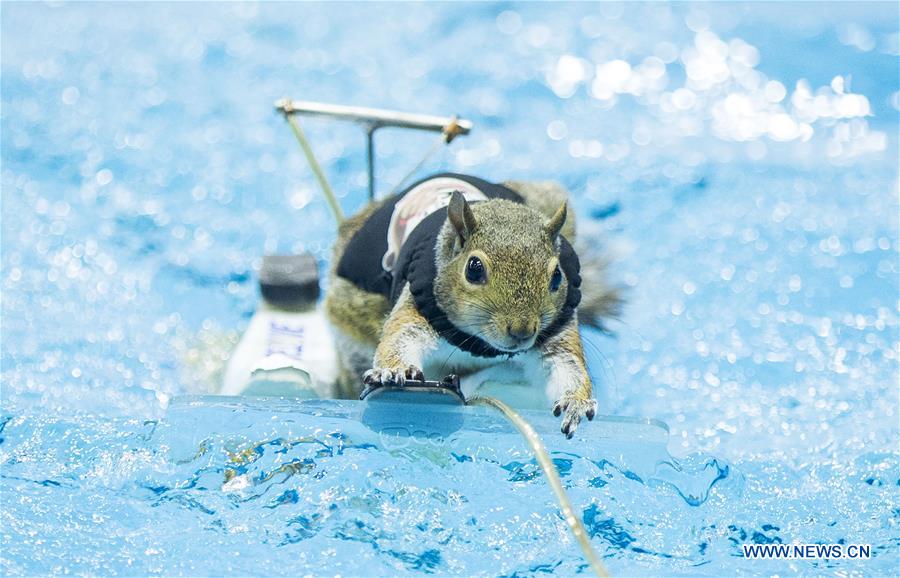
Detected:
[2,2,898,575]
[2,397,894,575]
[0,399,729,575]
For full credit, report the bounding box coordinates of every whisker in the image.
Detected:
[580,331,618,405]
[434,325,496,378]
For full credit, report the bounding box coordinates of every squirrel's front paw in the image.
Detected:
[363,365,424,386]
[552,396,597,439]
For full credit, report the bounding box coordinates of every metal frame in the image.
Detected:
[275,99,472,199]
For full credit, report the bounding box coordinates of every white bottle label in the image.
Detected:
[265,321,305,360]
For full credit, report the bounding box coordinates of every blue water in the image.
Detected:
[2,2,898,576]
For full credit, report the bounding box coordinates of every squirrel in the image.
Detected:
[325,173,620,437]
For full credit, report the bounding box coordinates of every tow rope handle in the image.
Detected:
[276,99,473,223]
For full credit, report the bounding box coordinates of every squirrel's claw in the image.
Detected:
[363,367,403,386]
[552,396,598,439]
[363,365,424,386]
[406,365,425,382]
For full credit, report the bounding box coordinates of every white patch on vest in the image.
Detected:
[382,177,488,272]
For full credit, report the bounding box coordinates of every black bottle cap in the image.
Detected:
[259,254,320,309]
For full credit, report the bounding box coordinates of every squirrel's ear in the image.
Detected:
[544,201,567,241]
[448,190,477,243]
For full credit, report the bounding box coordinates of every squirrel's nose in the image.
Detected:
[507,322,537,342]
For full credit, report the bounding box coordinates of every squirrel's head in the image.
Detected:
[433,191,570,353]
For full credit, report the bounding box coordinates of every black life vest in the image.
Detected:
[336,173,581,358]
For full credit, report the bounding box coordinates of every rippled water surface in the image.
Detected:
[2,2,898,576]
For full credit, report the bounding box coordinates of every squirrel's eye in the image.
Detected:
[465,256,487,285]
[549,265,563,292]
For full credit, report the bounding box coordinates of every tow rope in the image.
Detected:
[469,396,611,578]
